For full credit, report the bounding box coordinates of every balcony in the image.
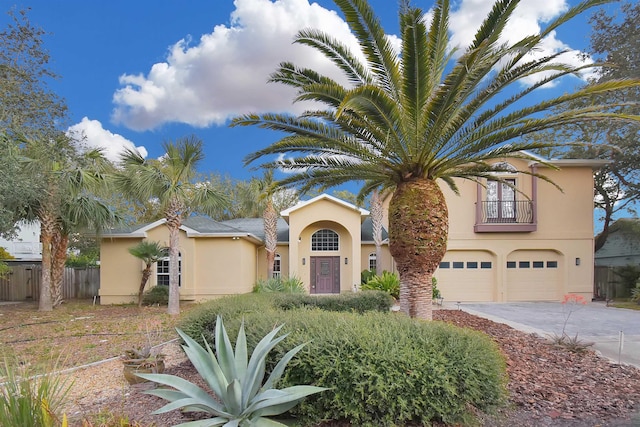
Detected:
[474,200,536,232]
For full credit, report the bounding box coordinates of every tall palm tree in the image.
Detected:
[18,134,116,310]
[232,0,640,319]
[128,241,169,307]
[117,135,228,315]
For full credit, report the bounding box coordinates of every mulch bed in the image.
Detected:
[92,309,640,427]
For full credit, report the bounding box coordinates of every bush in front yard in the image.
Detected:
[142,285,169,306]
[273,291,394,313]
[180,303,507,426]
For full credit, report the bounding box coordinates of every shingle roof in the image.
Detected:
[221,218,290,242]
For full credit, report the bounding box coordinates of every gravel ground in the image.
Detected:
[56,309,640,427]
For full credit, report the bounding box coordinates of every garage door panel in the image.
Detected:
[507,251,561,301]
[436,252,495,302]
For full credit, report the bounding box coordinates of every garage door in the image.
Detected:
[435,251,496,302]
[506,250,562,301]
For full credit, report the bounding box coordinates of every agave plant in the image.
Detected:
[137,316,326,426]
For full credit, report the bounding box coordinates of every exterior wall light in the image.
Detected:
[302,258,306,265]
[345,257,348,265]
[575,257,581,266]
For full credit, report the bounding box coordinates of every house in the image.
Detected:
[99,155,604,305]
[595,218,640,267]
[0,221,42,261]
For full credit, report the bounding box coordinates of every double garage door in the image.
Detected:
[435,250,562,302]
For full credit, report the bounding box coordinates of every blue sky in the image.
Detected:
[3,0,619,183]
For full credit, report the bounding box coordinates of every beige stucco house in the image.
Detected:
[99,155,604,305]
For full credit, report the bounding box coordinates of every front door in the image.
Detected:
[310,256,340,294]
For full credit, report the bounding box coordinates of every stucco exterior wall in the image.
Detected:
[287,199,363,292]
[192,237,256,299]
[99,237,145,304]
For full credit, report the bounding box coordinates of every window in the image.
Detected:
[486,178,516,221]
[481,261,492,269]
[507,261,516,269]
[311,229,339,251]
[368,253,377,272]
[273,253,281,278]
[467,262,478,269]
[439,261,450,269]
[157,252,181,286]
[533,261,544,269]
[519,261,530,268]
[453,262,464,269]
[547,261,558,268]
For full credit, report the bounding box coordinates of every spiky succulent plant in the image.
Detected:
[137,316,326,426]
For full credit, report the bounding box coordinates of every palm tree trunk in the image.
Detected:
[51,227,68,307]
[166,210,181,316]
[370,189,384,276]
[39,214,56,311]
[388,179,448,320]
[138,264,153,307]
[264,200,278,279]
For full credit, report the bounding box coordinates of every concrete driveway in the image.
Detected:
[451,301,640,368]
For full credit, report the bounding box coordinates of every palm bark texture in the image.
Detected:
[232,0,640,319]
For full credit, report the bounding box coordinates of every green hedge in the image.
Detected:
[273,291,394,313]
[180,296,507,426]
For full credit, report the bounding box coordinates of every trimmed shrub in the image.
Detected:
[273,291,394,313]
[361,271,400,299]
[142,285,169,306]
[180,299,508,426]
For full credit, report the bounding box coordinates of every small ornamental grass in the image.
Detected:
[138,316,326,426]
[0,357,71,427]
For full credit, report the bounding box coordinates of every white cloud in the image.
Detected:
[112,0,594,131]
[112,0,358,131]
[449,0,594,87]
[67,117,148,163]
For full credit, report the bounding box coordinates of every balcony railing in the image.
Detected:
[475,200,536,232]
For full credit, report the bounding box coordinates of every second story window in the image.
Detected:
[487,179,516,221]
[311,229,339,251]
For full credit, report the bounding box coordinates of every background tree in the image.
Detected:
[128,241,169,307]
[0,8,67,238]
[117,136,229,315]
[234,0,640,319]
[524,2,639,251]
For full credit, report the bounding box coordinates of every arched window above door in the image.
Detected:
[311,229,339,251]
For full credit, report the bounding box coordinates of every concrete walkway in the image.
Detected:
[449,301,640,368]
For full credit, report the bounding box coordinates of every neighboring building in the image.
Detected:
[595,218,640,267]
[99,155,604,305]
[0,221,42,261]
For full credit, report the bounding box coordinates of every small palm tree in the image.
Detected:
[233,0,640,319]
[117,135,228,315]
[128,241,169,307]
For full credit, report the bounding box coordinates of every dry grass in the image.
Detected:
[0,300,198,372]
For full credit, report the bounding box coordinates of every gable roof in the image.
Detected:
[281,193,369,218]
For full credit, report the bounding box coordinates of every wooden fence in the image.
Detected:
[594,265,633,300]
[0,265,100,301]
